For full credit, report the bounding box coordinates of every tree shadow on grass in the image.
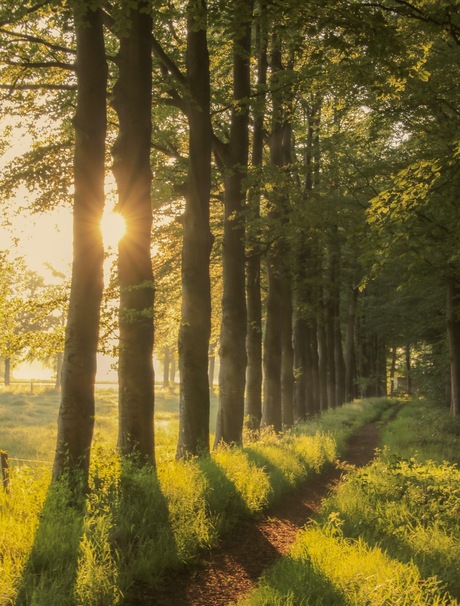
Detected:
[249,555,349,606]
[109,459,178,605]
[150,456,285,606]
[14,478,87,606]
[243,447,293,502]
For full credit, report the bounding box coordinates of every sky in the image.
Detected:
[0,139,126,383]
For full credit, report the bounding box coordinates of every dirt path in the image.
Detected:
[136,421,383,606]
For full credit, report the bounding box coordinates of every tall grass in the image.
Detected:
[0,392,393,605]
[239,397,460,606]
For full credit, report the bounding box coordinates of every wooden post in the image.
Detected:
[1,450,10,492]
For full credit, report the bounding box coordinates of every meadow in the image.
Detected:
[0,388,458,605]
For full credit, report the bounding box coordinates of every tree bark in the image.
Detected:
[317,311,328,411]
[54,351,63,391]
[245,6,267,430]
[344,283,358,402]
[293,307,307,421]
[4,357,10,386]
[208,345,216,392]
[177,0,213,458]
[112,2,155,464]
[405,343,412,396]
[53,5,106,482]
[389,345,397,396]
[214,0,252,447]
[447,280,460,416]
[281,279,294,426]
[163,346,170,388]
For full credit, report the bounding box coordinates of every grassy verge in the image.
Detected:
[238,398,460,606]
[0,395,393,605]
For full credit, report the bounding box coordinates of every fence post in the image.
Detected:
[1,450,10,492]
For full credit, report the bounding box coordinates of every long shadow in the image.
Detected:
[111,459,178,606]
[14,476,87,606]
[253,556,348,605]
[243,446,294,501]
[152,456,282,606]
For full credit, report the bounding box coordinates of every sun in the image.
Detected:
[100,207,127,249]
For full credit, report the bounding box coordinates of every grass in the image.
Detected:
[238,397,460,606]
[0,387,395,605]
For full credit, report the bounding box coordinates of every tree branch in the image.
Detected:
[1,59,75,70]
[0,27,75,55]
[0,83,76,91]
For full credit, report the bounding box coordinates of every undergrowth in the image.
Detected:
[0,396,393,605]
[239,398,460,606]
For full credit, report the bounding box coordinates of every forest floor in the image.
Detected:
[132,416,389,606]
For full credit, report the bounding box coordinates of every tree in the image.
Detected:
[176,0,214,457]
[111,0,155,464]
[53,1,107,482]
[214,0,252,447]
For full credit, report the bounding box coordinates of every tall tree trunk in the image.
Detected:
[344,283,358,402]
[389,345,397,396]
[262,255,283,431]
[317,314,328,411]
[325,286,336,408]
[112,3,155,464]
[177,0,213,458]
[53,5,106,482]
[308,320,321,414]
[447,280,460,416]
[214,0,251,447]
[245,6,267,430]
[281,279,294,426]
[293,307,307,421]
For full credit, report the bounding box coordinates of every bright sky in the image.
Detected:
[0,129,127,382]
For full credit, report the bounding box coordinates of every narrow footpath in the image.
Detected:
[136,418,386,606]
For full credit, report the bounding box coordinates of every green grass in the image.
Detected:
[0,390,394,605]
[238,398,460,606]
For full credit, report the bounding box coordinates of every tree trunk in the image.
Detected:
[208,345,216,392]
[53,5,106,482]
[293,309,307,421]
[112,3,155,464]
[405,343,412,396]
[389,345,397,396]
[309,318,320,413]
[170,351,176,385]
[262,255,283,431]
[4,357,10,387]
[281,279,294,426]
[245,7,267,430]
[214,1,251,447]
[344,284,358,402]
[317,314,328,411]
[325,287,336,408]
[447,280,460,416]
[177,0,213,458]
[163,346,170,389]
[54,351,63,391]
